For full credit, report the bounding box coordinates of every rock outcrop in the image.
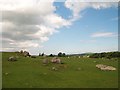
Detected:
[96,64,116,71]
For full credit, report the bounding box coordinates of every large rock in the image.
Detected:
[8,56,17,61]
[51,57,61,64]
[52,67,58,71]
[23,51,30,57]
[19,50,30,57]
[42,59,49,64]
[96,64,116,71]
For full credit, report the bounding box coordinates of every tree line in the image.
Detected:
[89,51,120,59]
[38,51,120,58]
[39,52,66,57]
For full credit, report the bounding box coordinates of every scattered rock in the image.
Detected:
[51,57,61,64]
[20,50,31,57]
[52,67,58,71]
[42,59,49,65]
[96,64,116,71]
[23,51,30,57]
[8,56,17,61]
[5,72,9,75]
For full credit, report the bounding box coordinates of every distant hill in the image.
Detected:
[67,52,93,56]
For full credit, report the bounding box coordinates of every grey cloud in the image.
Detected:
[0,1,60,51]
[1,10,44,25]
[2,23,40,41]
[3,24,40,34]
[2,32,34,41]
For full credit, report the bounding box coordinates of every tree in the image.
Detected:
[58,52,62,57]
[39,53,41,56]
[112,52,120,58]
[89,51,120,59]
[41,53,44,56]
[62,53,66,57]
[58,52,66,57]
[100,52,106,58]
[49,54,54,57]
[92,53,99,58]
[20,50,23,54]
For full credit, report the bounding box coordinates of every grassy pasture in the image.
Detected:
[2,52,118,88]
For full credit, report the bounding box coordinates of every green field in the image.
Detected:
[2,52,118,88]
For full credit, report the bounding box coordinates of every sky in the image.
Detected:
[0,0,119,55]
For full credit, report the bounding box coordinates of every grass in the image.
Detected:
[2,52,118,88]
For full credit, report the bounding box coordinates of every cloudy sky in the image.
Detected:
[0,0,118,55]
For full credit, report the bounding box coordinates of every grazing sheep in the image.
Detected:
[8,56,17,61]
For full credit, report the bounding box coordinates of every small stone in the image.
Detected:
[52,67,58,71]
[5,73,8,75]
[77,68,81,71]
